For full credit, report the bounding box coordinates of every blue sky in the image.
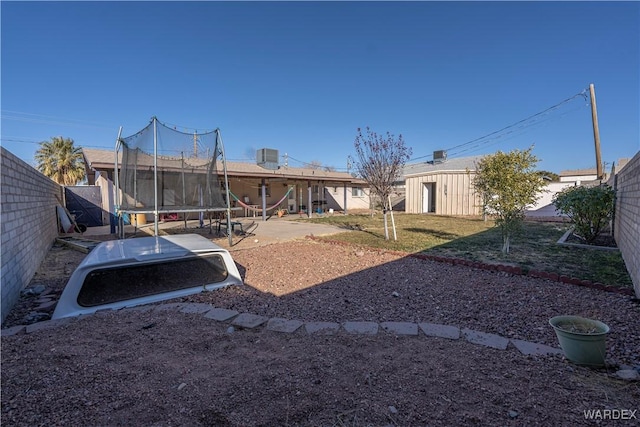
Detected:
[2,1,638,174]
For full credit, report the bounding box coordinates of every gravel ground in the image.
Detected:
[2,236,639,426]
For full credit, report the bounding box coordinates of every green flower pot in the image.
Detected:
[549,315,610,367]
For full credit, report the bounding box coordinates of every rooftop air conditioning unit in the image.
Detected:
[257,148,279,170]
[433,150,447,163]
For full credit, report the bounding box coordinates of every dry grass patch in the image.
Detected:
[301,213,632,288]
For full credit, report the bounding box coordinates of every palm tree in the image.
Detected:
[35,136,86,185]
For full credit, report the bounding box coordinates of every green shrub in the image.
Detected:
[552,185,616,244]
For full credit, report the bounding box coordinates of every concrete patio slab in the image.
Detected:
[419,323,460,340]
[1,325,25,336]
[266,318,304,333]
[154,303,188,312]
[121,304,156,313]
[204,308,239,322]
[305,321,340,334]
[232,313,269,329]
[180,303,214,314]
[343,321,379,335]
[380,321,419,335]
[462,328,509,350]
[25,318,74,334]
[511,339,563,356]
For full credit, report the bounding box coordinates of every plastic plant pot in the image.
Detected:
[549,315,610,367]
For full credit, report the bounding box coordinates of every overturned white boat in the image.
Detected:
[52,234,242,319]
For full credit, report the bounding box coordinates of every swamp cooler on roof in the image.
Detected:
[257,148,279,170]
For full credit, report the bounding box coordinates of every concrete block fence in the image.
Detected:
[1,147,62,324]
[613,151,640,298]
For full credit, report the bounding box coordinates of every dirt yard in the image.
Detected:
[2,236,639,426]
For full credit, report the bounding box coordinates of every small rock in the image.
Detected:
[25,312,50,323]
[177,383,187,391]
[355,250,365,257]
[389,406,398,414]
[36,301,57,312]
[508,410,519,419]
[391,291,400,298]
[21,285,46,296]
[226,326,235,334]
[254,239,259,243]
[616,369,639,381]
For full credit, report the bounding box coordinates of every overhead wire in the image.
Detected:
[409,88,590,162]
[3,88,591,170]
[1,110,116,131]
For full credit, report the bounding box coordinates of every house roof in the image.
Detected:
[82,148,364,184]
[614,158,630,172]
[402,155,485,177]
[559,167,598,177]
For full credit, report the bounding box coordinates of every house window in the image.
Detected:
[353,187,364,197]
[257,185,270,197]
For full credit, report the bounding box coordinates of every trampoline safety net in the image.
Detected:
[117,117,227,213]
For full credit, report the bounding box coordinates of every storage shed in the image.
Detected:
[403,156,484,216]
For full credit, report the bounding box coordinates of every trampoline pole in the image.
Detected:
[218,129,233,246]
[153,117,159,236]
[113,126,122,236]
[181,152,186,230]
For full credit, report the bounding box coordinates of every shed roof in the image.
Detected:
[402,155,485,177]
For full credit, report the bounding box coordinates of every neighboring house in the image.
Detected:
[81,148,369,222]
[403,155,484,215]
[559,168,600,184]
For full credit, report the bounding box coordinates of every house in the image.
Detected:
[80,148,370,226]
[558,168,600,184]
[403,156,484,215]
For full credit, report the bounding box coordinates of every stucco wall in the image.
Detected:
[527,182,575,210]
[1,147,62,324]
[613,151,640,298]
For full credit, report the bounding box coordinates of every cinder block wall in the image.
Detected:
[1,147,62,324]
[614,151,640,298]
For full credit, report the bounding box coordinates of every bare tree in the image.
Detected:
[307,160,322,170]
[349,127,412,240]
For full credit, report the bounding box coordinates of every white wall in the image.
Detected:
[325,185,371,211]
[528,182,575,210]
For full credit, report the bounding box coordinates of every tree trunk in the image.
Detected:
[502,233,510,254]
[383,210,389,240]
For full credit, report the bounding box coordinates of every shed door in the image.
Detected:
[422,183,435,213]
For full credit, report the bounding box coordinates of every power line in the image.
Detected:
[1,110,117,131]
[409,88,590,162]
[286,155,349,171]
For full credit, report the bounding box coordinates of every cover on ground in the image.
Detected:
[52,234,243,319]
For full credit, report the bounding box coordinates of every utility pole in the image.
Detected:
[589,83,603,180]
[193,132,198,158]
